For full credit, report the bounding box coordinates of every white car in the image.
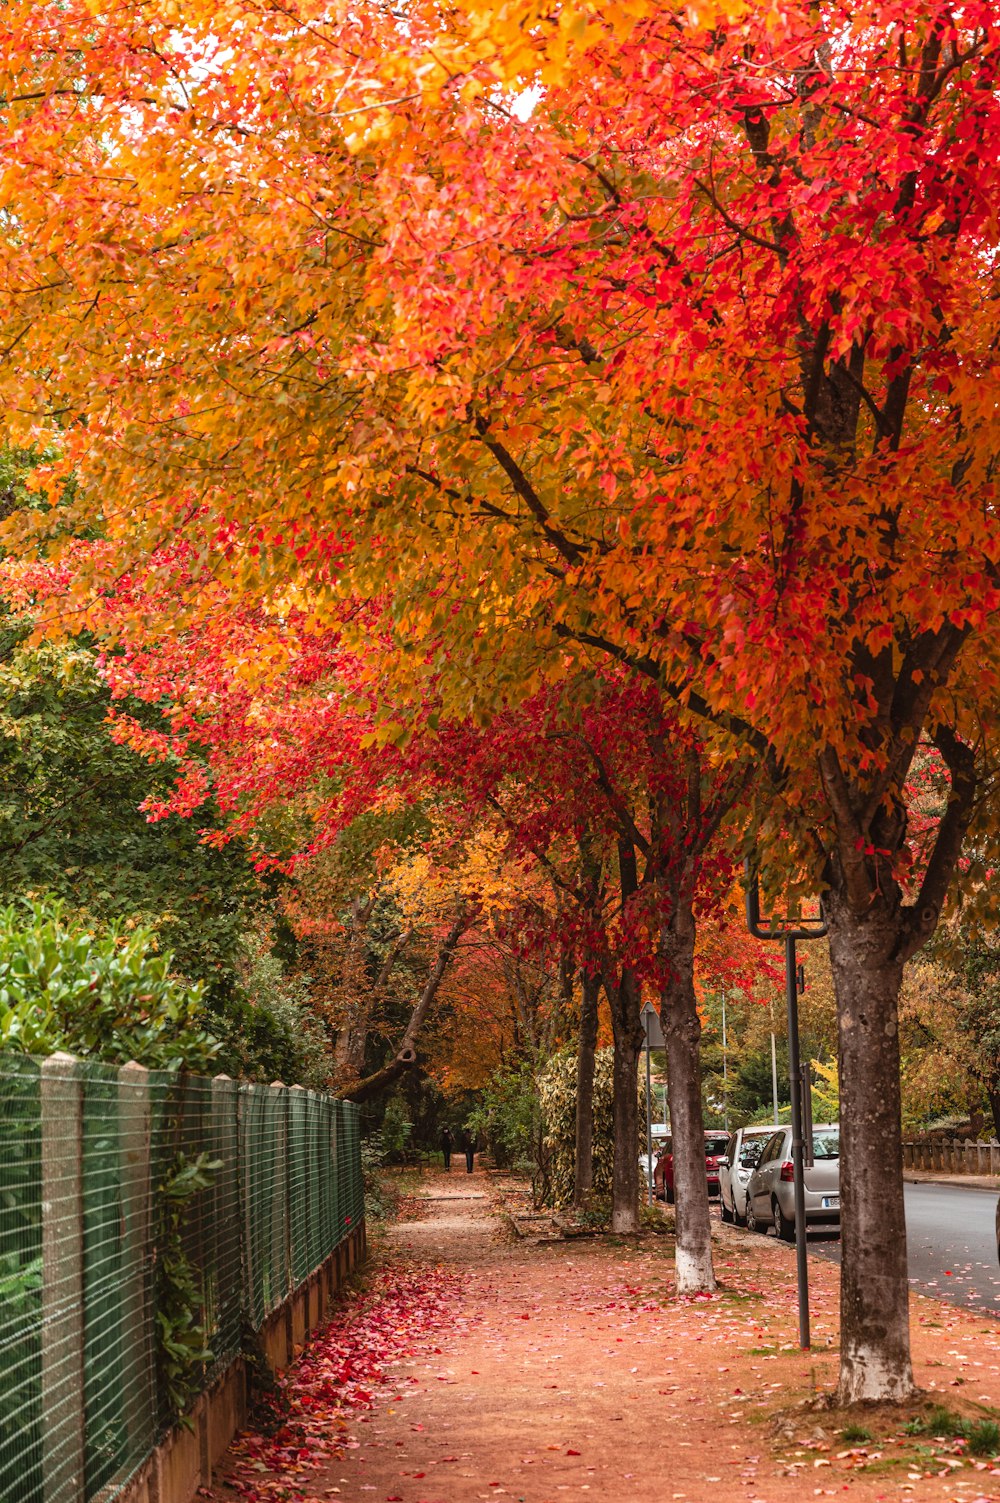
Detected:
[640,1124,670,1182]
[719,1126,776,1227]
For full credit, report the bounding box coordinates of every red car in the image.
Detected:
[654,1131,732,1203]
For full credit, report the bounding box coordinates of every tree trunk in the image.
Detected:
[341,909,468,1105]
[988,1090,1000,1144]
[660,901,715,1293]
[574,970,601,1206]
[604,965,643,1233]
[827,896,914,1404]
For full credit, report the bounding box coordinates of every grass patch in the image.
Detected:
[905,1406,1000,1456]
[840,1423,873,1443]
[715,1285,767,1306]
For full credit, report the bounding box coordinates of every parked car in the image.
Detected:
[745,1123,841,1240]
[719,1126,776,1226]
[640,1124,670,1182]
[654,1130,731,1203]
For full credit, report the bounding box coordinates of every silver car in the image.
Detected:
[745,1123,840,1240]
[719,1126,776,1226]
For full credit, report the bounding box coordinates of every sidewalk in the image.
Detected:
[906,1171,1000,1191]
[209,1171,1000,1503]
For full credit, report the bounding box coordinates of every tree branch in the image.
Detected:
[899,726,978,962]
[474,416,587,567]
[374,924,414,990]
[341,906,472,1102]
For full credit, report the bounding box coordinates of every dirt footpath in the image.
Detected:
[216,1171,1000,1503]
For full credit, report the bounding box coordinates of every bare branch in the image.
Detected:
[899,726,977,962]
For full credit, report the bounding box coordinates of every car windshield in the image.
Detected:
[739,1140,765,1167]
[706,1137,730,1156]
[812,1131,839,1160]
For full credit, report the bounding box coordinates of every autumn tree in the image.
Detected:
[5,0,1000,1400]
[85,577,743,1255]
[411,677,748,1259]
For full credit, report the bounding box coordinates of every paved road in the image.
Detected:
[807,1181,1000,1315]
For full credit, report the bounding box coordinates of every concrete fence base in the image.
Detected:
[114,1221,367,1503]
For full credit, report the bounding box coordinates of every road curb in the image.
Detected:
[904,1171,999,1191]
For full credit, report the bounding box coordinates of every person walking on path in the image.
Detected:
[461,1129,475,1173]
[440,1127,453,1170]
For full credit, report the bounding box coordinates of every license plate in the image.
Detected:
[822,1196,839,1209]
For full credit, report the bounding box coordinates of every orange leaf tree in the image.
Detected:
[4,0,1000,1399]
[94,580,746,1254]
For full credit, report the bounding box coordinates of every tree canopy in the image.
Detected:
[2,0,1000,1404]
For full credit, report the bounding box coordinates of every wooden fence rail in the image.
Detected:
[902,1139,1000,1175]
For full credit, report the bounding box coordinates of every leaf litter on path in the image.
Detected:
[213,1172,1000,1503]
[219,1265,460,1503]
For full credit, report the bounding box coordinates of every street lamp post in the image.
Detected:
[745,861,827,1350]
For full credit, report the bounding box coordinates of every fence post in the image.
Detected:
[270,1084,291,1305]
[40,1052,85,1503]
[117,1060,156,1464]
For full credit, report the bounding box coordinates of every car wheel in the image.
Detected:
[773,1197,795,1242]
[665,1185,675,1205]
[720,1196,733,1224]
[747,1200,767,1235]
[732,1197,747,1228]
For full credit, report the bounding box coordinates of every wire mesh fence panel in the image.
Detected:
[0,1057,43,1503]
[312,1095,334,1274]
[115,1065,158,1484]
[0,1057,363,1503]
[239,1085,290,1326]
[332,1102,363,1241]
[288,1090,335,1283]
[207,1077,242,1382]
[82,1065,132,1498]
[329,1105,341,1260]
[288,1089,310,1288]
[40,1055,86,1503]
[303,1094,321,1278]
[154,1073,245,1426]
[340,1106,363,1236]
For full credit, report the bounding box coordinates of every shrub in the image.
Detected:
[217,926,334,1088]
[360,1130,401,1223]
[537,1048,641,1210]
[381,1094,413,1158]
[0,898,217,1070]
[466,1062,540,1172]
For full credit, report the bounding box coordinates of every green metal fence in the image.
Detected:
[0,1054,364,1503]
